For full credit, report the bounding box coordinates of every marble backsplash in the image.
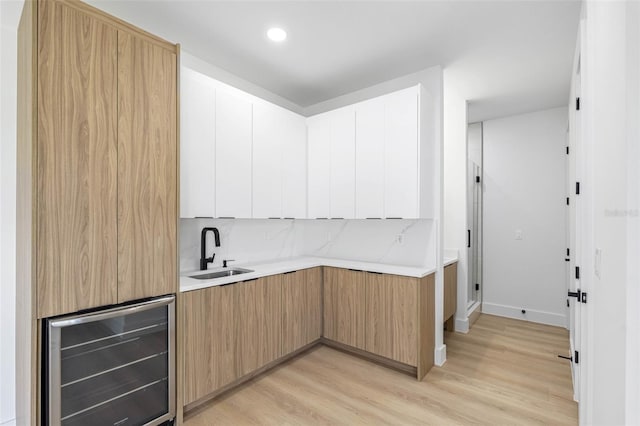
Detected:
[180,218,436,272]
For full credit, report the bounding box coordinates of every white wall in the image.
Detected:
[482,107,567,327]
[443,71,469,335]
[1,1,22,425]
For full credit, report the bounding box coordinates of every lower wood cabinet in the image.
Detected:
[323,268,367,350]
[282,268,322,354]
[365,273,418,366]
[183,268,321,407]
[444,263,458,326]
[323,267,434,379]
[183,284,237,406]
[236,275,283,376]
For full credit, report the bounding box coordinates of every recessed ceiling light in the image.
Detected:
[267,27,287,42]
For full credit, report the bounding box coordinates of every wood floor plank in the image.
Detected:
[184,314,578,425]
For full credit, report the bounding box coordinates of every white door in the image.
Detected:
[215,90,253,218]
[355,97,385,219]
[384,87,419,218]
[567,43,582,402]
[253,102,283,218]
[307,114,332,218]
[330,107,356,219]
[180,68,216,218]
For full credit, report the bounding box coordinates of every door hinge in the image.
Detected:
[467,230,471,248]
[576,97,581,111]
[567,248,570,256]
[575,266,580,279]
[581,292,587,303]
[566,299,570,307]
[475,283,480,291]
[575,350,580,364]
[566,197,570,206]
[476,175,481,183]
[566,146,569,155]
[576,182,581,195]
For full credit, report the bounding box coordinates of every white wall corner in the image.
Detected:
[434,344,447,366]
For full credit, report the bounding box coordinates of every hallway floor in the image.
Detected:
[184,314,578,425]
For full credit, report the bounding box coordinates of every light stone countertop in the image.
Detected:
[180,255,458,293]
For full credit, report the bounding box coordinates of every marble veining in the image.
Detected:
[180,218,436,272]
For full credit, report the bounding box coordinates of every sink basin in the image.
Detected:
[189,268,254,280]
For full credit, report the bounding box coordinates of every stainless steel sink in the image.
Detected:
[189,268,254,280]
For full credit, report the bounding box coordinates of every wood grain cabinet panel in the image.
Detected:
[365,273,418,366]
[236,276,283,376]
[36,0,118,318]
[282,268,322,354]
[323,267,366,350]
[183,285,237,405]
[117,31,177,302]
[444,263,458,323]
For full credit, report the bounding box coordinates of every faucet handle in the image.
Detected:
[222,259,235,268]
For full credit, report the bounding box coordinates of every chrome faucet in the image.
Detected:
[200,227,220,270]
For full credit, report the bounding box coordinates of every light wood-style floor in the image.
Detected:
[184,314,578,425]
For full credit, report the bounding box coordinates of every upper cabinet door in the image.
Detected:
[215,90,253,218]
[253,102,283,218]
[330,107,356,219]
[355,97,386,219]
[180,68,215,218]
[307,114,332,218]
[37,1,118,317]
[281,112,307,219]
[117,31,177,302]
[384,87,419,218]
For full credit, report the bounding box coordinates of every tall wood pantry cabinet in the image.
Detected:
[17,0,178,422]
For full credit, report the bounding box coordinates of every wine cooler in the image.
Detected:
[44,295,176,426]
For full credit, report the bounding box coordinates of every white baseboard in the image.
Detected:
[0,418,16,426]
[455,317,469,333]
[481,302,566,327]
[434,344,447,366]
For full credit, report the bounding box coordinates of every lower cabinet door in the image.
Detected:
[365,273,418,366]
[323,267,366,350]
[183,285,237,405]
[236,276,283,376]
[282,268,322,354]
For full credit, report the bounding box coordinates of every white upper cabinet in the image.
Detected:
[180,68,216,218]
[215,89,253,218]
[281,112,307,219]
[307,114,332,218]
[330,107,356,219]
[355,97,385,219]
[253,102,283,218]
[307,84,427,219]
[384,87,419,218]
[253,102,307,218]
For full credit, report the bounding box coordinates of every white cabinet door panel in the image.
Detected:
[253,102,283,218]
[355,97,386,219]
[307,115,331,218]
[384,87,419,218]
[180,68,215,218]
[330,107,356,219]
[215,90,253,218]
[282,113,307,218]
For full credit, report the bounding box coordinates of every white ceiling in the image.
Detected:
[88,0,580,122]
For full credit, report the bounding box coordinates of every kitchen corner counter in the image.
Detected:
[180,257,441,293]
